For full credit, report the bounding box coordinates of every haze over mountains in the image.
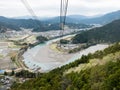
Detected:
[0,10,120,32]
[0,16,42,32]
[13,10,120,25]
[0,16,90,32]
[44,10,120,24]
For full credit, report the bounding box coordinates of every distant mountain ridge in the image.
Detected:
[13,16,51,20]
[0,10,120,32]
[0,21,20,33]
[44,16,78,23]
[11,10,120,25]
[0,16,50,32]
[44,10,120,24]
[79,10,120,24]
[0,16,42,28]
[0,16,91,32]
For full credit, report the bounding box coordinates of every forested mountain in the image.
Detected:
[11,43,120,90]
[0,10,120,32]
[0,16,91,32]
[0,16,43,30]
[45,10,120,25]
[0,21,20,32]
[72,19,120,44]
[15,15,88,21]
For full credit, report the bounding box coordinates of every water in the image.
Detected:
[23,35,108,72]
[63,44,108,65]
[0,70,5,74]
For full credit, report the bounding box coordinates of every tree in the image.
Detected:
[36,36,48,43]
[4,71,7,76]
[11,70,15,76]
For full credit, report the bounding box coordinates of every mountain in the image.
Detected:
[0,16,91,32]
[13,16,33,19]
[11,43,120,90]
[0,16,43,29]
[13,15,89,22]
[79,10,120,24]
[45,16,79,23]
[11,10,120,25]
[13,16,51,20]
[0,16,21,32]
[44,15,91,23]
[1,10,120,32]
[0,21,20,32]
[44,10,120,25]
[72,19,120,44]
[0,16,49,32]
[68,15,89,20]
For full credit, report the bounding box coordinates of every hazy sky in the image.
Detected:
[0,0,120,17]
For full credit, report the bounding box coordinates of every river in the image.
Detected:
[23,35,108,72]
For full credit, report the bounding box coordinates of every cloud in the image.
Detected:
[0,0,120,17]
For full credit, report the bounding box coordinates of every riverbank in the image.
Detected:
[23,43,108,72]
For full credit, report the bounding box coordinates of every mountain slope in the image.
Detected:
[0,21,20,32]
[1,10,120,32]
[11,43,120,90]
[0,16,43,29]
[72,19,120,44]
[0,16,91,32]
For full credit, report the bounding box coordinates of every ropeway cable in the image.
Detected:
[60,0,68,32]
[21,0,44,30]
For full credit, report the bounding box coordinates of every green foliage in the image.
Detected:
[11,70,15,76]
[60,39,69,44]
[72,33,88,44]
[11,43,120,90]
[36,36,48,43]
[63,43,120,71]
[0,21,20,32]
[0,16,91,32]
[15,70,36,78]
[72,19,120,44]
[4,71,7,76]
[65,60,120,90]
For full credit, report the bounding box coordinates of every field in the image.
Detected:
[0,41,19,70]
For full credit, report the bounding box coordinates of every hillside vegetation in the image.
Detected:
[72,19,120,44]
[11,43,120,90]
[0,21,20,32]
[0,16,91,32]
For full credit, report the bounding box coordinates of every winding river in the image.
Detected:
[23,35,108,72]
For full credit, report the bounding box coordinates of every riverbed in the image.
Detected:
[23,35,108,72]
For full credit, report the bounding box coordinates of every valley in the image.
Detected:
[0,27,94,73]
[0,5,120,89]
